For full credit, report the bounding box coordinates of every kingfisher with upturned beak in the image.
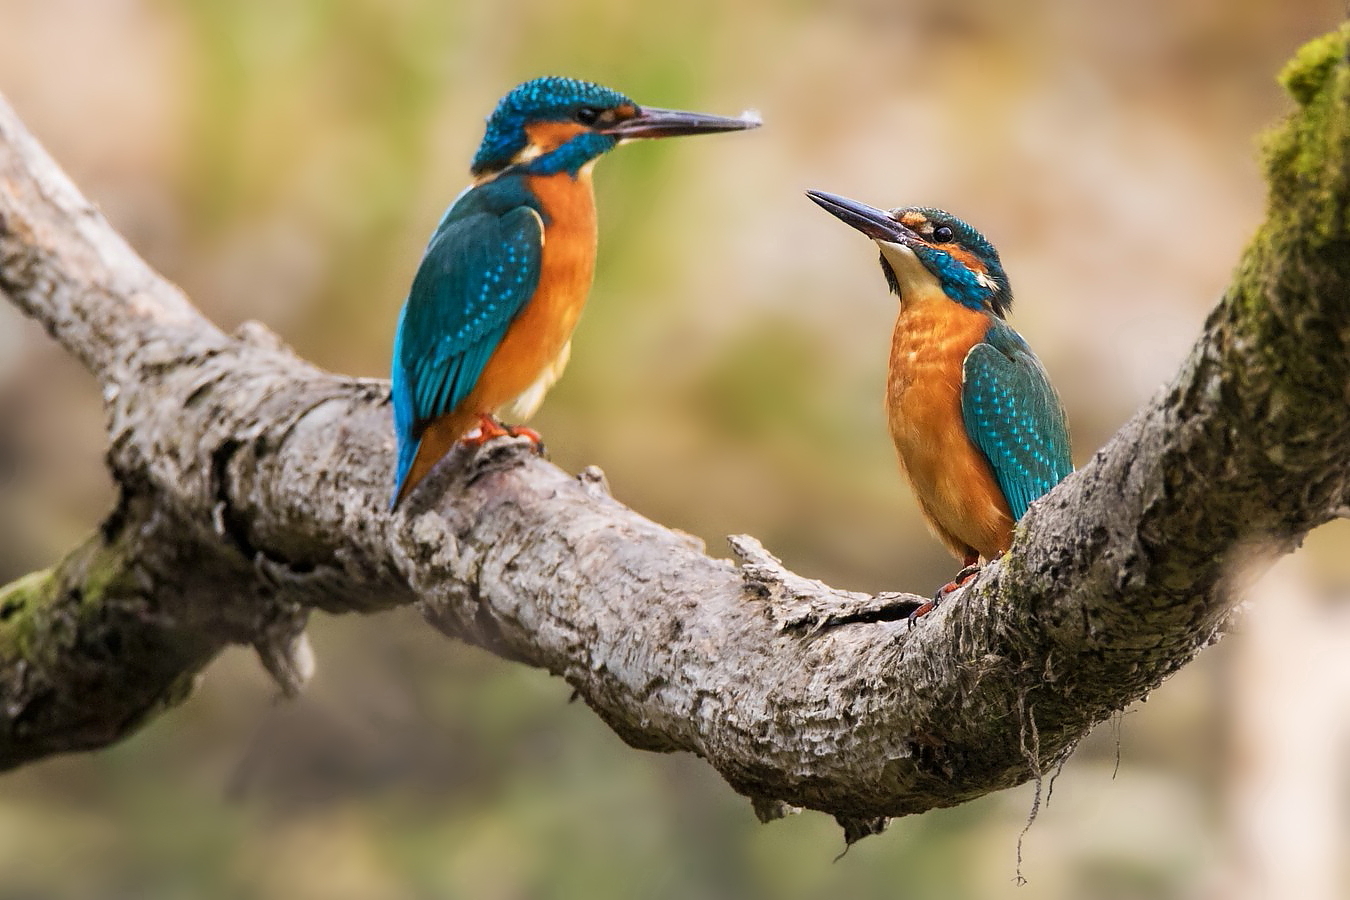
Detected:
[807,191,1072,613]
[390,77,759,507]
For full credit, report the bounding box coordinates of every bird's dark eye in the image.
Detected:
[932,225,955,243]
[574,106,602,126]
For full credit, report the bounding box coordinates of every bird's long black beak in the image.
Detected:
[806,190,911,244]
[605,106,761,139]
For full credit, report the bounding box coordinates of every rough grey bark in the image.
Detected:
[1,28,1348,836]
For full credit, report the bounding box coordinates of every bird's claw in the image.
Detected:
[905,599,936,624]
[504,423,547,456]
[907,563,982,626]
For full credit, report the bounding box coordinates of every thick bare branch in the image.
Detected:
[1,27,1348,834]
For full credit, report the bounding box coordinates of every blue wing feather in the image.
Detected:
[390,177,544,502]
[961,322,1072,520]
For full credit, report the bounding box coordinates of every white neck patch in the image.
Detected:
[878,240,943,306]
[511,143,544,165]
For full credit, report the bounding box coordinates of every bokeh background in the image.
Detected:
[2,1,1349,898]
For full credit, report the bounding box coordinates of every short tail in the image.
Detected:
[390,433,422,509]
[389,410,479,508]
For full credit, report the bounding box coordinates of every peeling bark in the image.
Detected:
[0,28,1348,837]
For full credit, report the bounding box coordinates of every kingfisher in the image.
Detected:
[390,77,758,507]
[807,190,1072,609]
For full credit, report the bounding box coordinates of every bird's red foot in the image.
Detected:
[908,560,982,625]
[503,423,544,447]
[461,415,546,454]
[459,414,510,445]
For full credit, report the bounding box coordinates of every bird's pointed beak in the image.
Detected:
[604,106,762,140]
[806,190,911,244]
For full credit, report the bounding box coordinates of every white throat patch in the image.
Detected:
[877,240,943,305]
[511,143,544,165]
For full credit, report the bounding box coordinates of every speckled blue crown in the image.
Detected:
[471,76,635,175]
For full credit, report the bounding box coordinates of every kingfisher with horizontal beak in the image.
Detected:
[807,191,1072,613]
[390,77,759,506]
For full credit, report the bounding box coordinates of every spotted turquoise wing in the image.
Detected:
[391,179,544,501]
[961,322,1072,520]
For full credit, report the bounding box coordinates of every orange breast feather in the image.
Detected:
[400,170,598,497]
[459,169,598,417]
[886,295,1014,561]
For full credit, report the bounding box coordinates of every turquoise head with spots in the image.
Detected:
[470,76,761,179]
[806,192,1012,316]
[471,77,632,177]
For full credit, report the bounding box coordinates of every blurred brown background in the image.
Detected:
[2,1,1349,898]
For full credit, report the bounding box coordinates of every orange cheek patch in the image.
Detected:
[524,122,590,154]
[946,244,987,275]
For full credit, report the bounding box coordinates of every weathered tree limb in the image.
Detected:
[1,28,1348,836]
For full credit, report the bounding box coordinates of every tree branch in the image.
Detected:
[1,27,1348,836]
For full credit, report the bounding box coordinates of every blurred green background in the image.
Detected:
[2,1,1350,897]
